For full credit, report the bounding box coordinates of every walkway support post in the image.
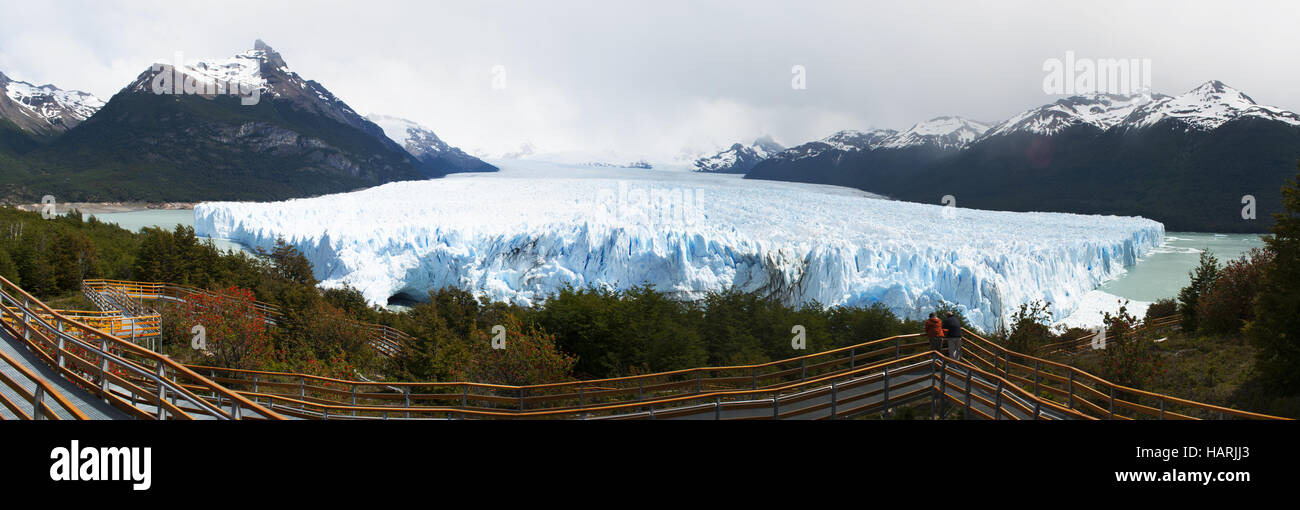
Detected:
[155,362,168,420]
[1068,372,1075,409]
[98,337,110,395]
[963,369,972,420]
[33,385,45,420]
[936,358,948,419]
[830,382,838,419]
[883,366,891,418]
[1033,360,1040,396]
[56,321,66,369]
[993,380,1004,420]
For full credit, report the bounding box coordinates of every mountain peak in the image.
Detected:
[367,114,497,174]
[983,92,1158,138]
[693,136,786,173]
[1187,79,1254,104]
[0,72,104,135]
[820,129,896,151]
[1125,80,1298,131]
[879,116,990,150]
[246,39,288,70]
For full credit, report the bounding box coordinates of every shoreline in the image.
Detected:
[11,201,196,215]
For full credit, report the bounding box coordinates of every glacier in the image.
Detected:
[194,159,1164,333]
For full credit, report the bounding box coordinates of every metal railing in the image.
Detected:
[189,350,1093,420]
[0,345,90,420]
[180,322,1287,420]
[0,275,284,420]
[959,327,1280,420]
[36,278,1292,421]
[84,279,408,358]
[77,281,162,341]
[191,332,937,418]
[1035,315,1181,356]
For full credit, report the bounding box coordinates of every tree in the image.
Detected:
[267,238,317,286]
[1177,250,1220,331]
[1246,162,1300,393]
[1143,298,1177,323]
[1004,300,1053,353]
[451,314,576,386]
[1099,302,1159,388]
[275,300,371,378]
[0,248,18,285]
[1196,248,1274,336]
[50,230,98,290]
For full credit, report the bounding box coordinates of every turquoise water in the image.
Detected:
[87,209,248,254]
[1098,232,1267,303]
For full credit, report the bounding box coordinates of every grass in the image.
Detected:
[41,290,100,311]
[1064,330,1299,418]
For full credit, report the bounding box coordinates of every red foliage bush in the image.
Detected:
[175,286,274,370]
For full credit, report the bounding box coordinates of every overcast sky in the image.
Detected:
[2,0,1298,161]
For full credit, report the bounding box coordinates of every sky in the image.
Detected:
[1,0,1298,162]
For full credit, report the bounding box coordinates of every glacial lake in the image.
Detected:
[87,209,248,255]
[1097,232,1267,303]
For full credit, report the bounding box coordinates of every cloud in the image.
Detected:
[2,0,1297,160]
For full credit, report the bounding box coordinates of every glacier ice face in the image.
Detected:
[194,159,1164,333]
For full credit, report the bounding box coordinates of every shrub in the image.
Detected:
[1196,248,1274,336]
[1099,302,1159,388]
[1004,300,1053,353]
[173,285,274,370]
[451,314,576,386]
[1143,298,1177,323]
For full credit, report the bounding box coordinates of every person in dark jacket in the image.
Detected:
[941,312,963,360]
[924,312,945,353]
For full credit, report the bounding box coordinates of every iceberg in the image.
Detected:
[194,159,1164,333]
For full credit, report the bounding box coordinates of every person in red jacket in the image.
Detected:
[924,312,946,354]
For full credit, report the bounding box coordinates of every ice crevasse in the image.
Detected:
[194,166,1163,333]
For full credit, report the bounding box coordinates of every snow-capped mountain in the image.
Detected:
[764,129,896,163]
[981,93,1160,138]
[0,71,104,136]
[20,40,435,202]
[981,81,1300,137]
[878,116,991,150]
[1124,80,1300,131]
[693,135,784,173]
[126,40,387,141]
[368,115,496,174]
[819,129,897,152]
[762,118,988,168]
[749,80,1300,233]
